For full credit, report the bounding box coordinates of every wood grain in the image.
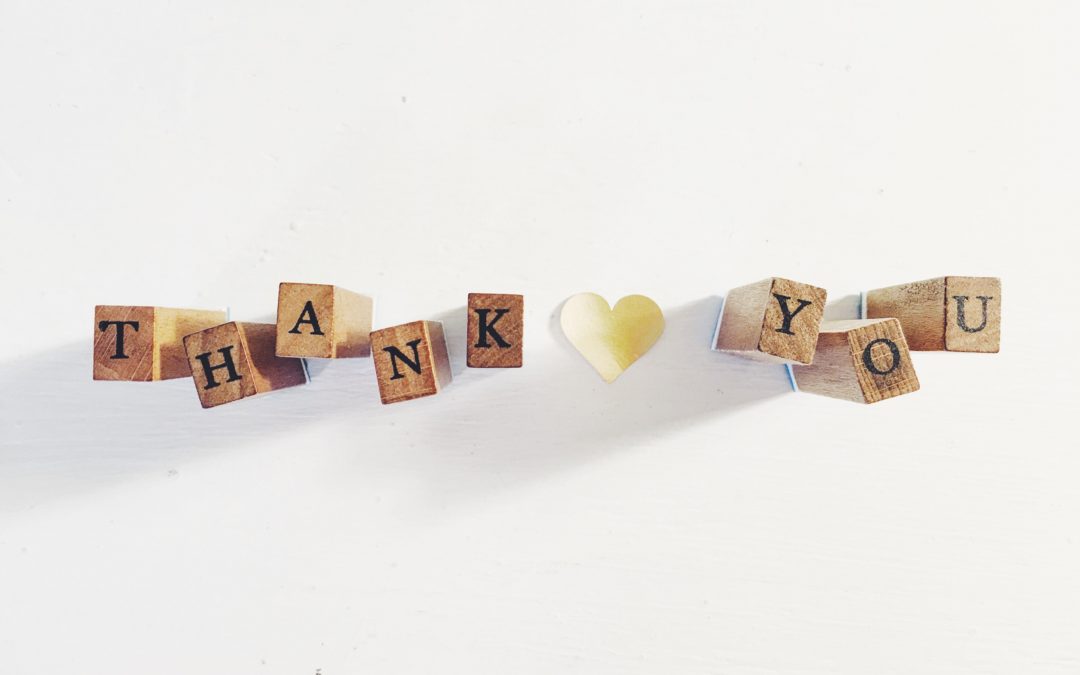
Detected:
[370,320,452,404]
[276,282,373,358]
[93,305,226,381]
[184,322,306,408]
[865,276,1001,352]
[467,293,524,368]
[792,318,920,404]
[714,277,826,365]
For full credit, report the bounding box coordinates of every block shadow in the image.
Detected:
[0,297,791,513]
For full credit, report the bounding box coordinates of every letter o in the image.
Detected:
[862,338,901,376]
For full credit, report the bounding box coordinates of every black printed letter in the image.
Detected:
[953,295,992,333]
[772,294,813,335]
[98,320,140,359]
[383,339,423,380]
[288,301,324,336]
[861,338,901,376]
[195,346,243,390]
[474,308,512,348]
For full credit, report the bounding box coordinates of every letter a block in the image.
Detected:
[94,305,227,381]
[712,277,827,365]
[467,293,524,368]
[370,321,452,404]
[864,276,1000,352]
[791,318,920,404]
[183,322,307,408]
[276,282,374,358]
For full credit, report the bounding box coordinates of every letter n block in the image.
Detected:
[791,318,920,404]
[467,293,524,368]
[94,305,226,381]
[276,282,374,358]
[712,277,827,364]
[183,322,307,408]
[370,321,452,404]
[864,276,1000,352]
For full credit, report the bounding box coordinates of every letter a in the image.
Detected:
[288,301,325,335]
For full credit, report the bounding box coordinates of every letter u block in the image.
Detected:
[183,322,307,408]
[791,318,920,404]
[467,292,524,368]
[712,277,827,364]
[864,276,1001,352]
[276,282,374,358]
[94,305,227,381]
[370,321,452,404]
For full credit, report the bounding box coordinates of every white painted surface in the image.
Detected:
[1,2,1077,673]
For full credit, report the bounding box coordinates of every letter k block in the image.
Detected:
[370,321,452,404]
[712,277,827,365]
[183,322,307,408]
[467,293,524,368]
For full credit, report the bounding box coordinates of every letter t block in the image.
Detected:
[791,318,920,404]
[183,322,307,408]
[712,277,827,365]
[467,293,524,368]
[370,321,452,404]
[94,305,227,381]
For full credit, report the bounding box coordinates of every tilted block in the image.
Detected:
[467,293,524,368]
[791,318,920,404]
[94,305,227,381]
[864,276,1001,352]
[712,277,827,365]
[370,321,452,404]
[183,322,307,408]
[276,282,374,358]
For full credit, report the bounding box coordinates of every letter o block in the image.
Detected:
[94,305,227,381]
[864,276,1001,352]
[276,282,374,358]
[183,322,307,408]
[791,318,920,404]
[712,277,827,365]
[370,321,452,404]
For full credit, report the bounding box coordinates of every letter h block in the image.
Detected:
[712,277,827,365]
[791,318,920,404]
[276,282,374,358]
[370,321,452,404]
[183,322,307,408]
[94,305,227,381]
[467,293,524,368]
[865,276,1001,352]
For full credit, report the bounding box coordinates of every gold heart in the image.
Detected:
[560,293,665,383]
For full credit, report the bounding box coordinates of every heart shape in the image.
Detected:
[560,293,665,383]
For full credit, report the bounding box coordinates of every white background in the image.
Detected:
[1,2,1078,673]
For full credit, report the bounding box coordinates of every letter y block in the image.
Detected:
[184,322,307,408]
[712,277,827,364]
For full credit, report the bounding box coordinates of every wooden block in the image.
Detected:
[467,293,524,368]
[712,277,827,365]
[183,322,307,408]
[276,282,374,358]
[94,305,227,381]
[370,320,452,404]
[791,318,920,404]
[865,276,1001,352]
